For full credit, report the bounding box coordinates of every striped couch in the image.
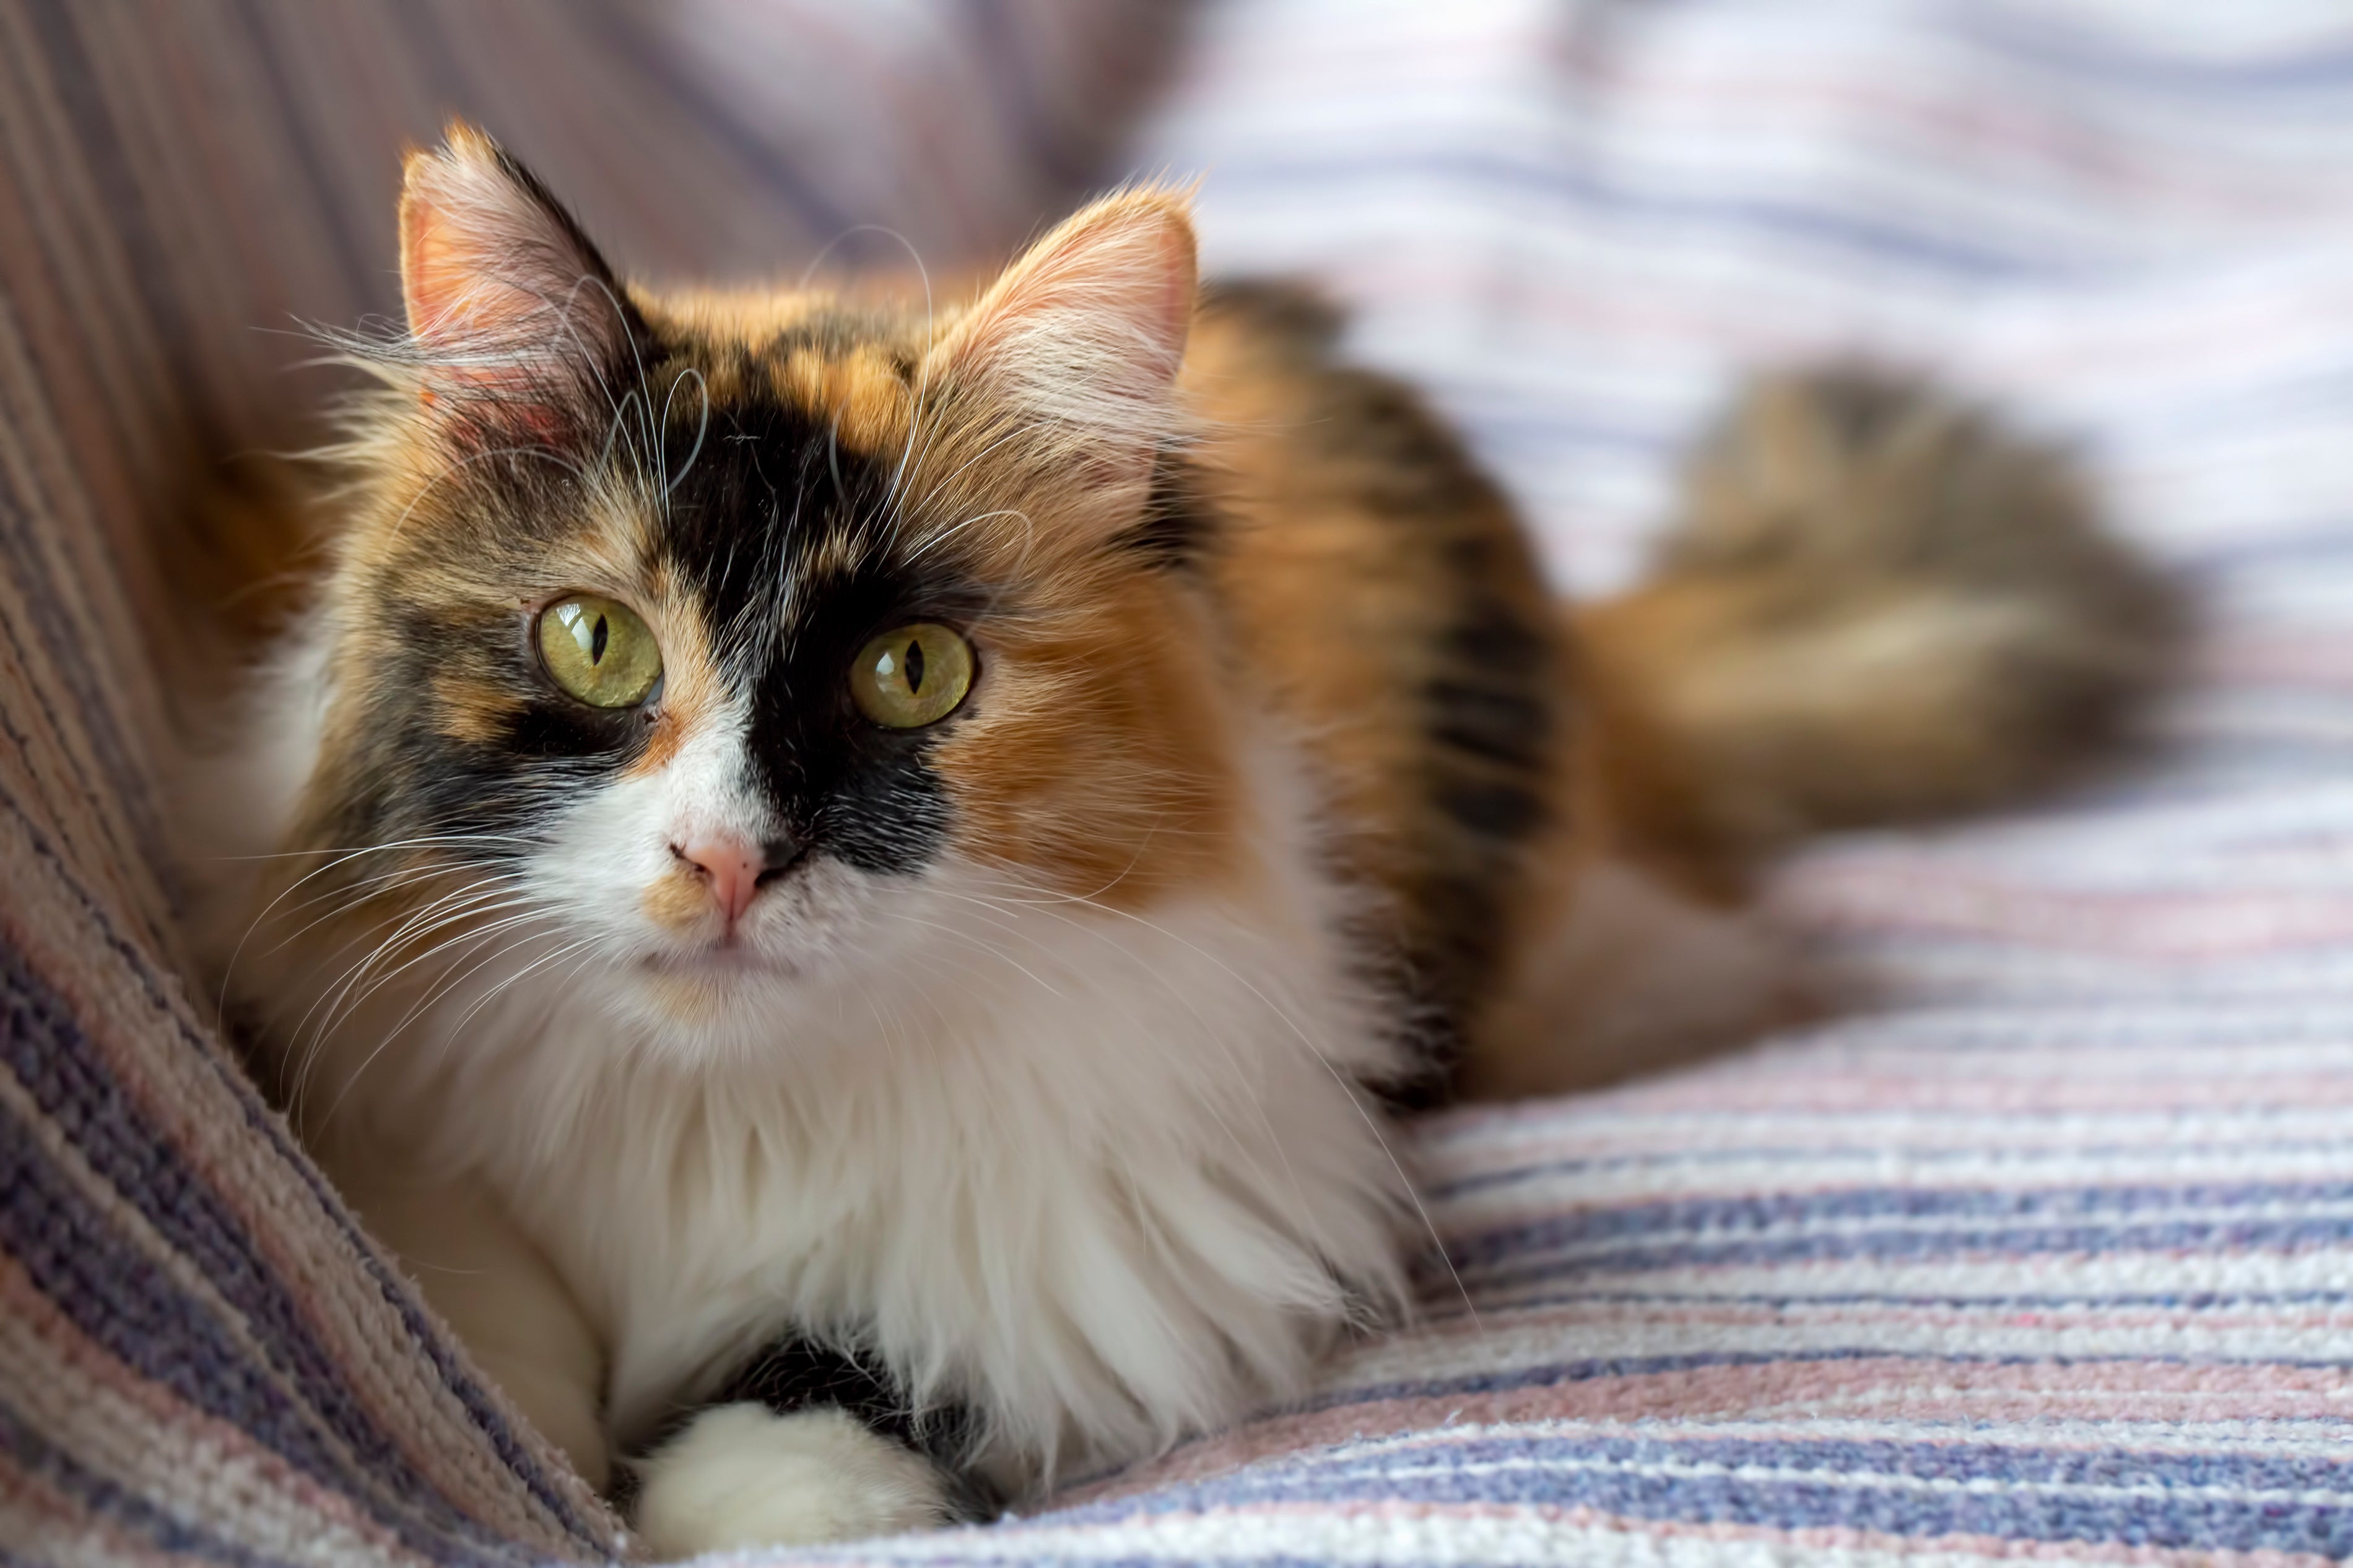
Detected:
[4,1,2350,1562]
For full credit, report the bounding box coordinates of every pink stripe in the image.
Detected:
[1785,894,2353,959]
[1604,1072,2353,1114]
[1082,1356,2353,1500]
[1391,1299,2353,1343]
[0,898,609,1550]
[0,1252,416,1563]
[1416,1084,2353,1145]
[2209,637,2353,685]
[974,1496,2345,1568]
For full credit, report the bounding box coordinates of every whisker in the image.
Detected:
[317,924,587,1130]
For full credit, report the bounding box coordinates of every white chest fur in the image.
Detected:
[203,675,1414,1483]
[469,870,1409,1471]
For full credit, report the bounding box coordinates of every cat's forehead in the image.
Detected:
[625,300,964,644]
[350,291,976,694]
[642,292,928,408]
[644,287,928,349]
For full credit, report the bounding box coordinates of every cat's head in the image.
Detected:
[281,126,1241,1057]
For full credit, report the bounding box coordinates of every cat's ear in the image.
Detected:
[924,187,1198,474]
[398,124,635,430]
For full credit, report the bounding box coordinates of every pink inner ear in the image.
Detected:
[931,191,1200,444]
[997,202,1196,367]
[402,200,509,352]
[395,132,624,431]
[1130,213,1202,363]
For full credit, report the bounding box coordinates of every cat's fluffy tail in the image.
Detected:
[1577,368,2183,889]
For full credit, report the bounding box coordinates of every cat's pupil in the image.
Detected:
[590,613,609,665]
[903,638,925,695]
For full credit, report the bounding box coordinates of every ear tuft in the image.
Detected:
[398,124,633,425]
[926,188,1198,461]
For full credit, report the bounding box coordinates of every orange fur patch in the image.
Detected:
[932,570,1239,909]
[640,865,715,935]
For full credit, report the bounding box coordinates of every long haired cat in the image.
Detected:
[186,126,2178,1557]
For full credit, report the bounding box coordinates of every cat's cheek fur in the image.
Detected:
[632,1404,951,1556]
[172,622,337,986]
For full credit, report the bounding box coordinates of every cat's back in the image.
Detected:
[1178,285,1574,1074]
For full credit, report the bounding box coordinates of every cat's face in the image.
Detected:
[287,129,1237,1056]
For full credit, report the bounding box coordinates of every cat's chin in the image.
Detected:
[638,945,801,981]
[627,945,810,1032]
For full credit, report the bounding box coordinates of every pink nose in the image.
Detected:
[673,835,765,926]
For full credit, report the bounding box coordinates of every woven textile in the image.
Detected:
[6,1,2353,1564]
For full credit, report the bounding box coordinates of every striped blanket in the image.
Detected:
[4,1,2351,1563]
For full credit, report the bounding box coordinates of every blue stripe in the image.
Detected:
[1304,1348,2344,1422]
[1960,10,2353,94]
[0,933,539,1564]
[1443,1286,2353,1313]
[1288,1431,2353,1499]
[0,790,607,1549]
[0,1396,295,1568]
[1447,1179,2353,1271]
[1466,1212,2353,1286]
[1197,155,2077,280]
[1049,1431,2353,1554]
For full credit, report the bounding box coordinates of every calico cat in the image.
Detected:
[186,126,2178,1557]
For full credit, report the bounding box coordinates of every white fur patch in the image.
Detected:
[632,1403,949,1558]
[203,651,1414,1497]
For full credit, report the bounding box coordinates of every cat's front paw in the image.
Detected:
[632,1403,952,1558]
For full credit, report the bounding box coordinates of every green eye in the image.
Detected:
[851,623,973,728]
[537,594,663,708]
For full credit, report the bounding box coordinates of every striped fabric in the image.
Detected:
[6,1,2352,1564]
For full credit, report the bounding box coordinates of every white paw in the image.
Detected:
[632,1403,951,1559]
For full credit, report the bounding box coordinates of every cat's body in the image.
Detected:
[185,129,2178,1557]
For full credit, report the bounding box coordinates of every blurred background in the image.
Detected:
[28,2,2353,597]
[14,0,2353,996]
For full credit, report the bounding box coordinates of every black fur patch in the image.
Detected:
[718,1336,976,1458]
[1264,339,1560,1106]
[1116,449,1216,571]
[703,1335,995,1518]
[650,364,981,878]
